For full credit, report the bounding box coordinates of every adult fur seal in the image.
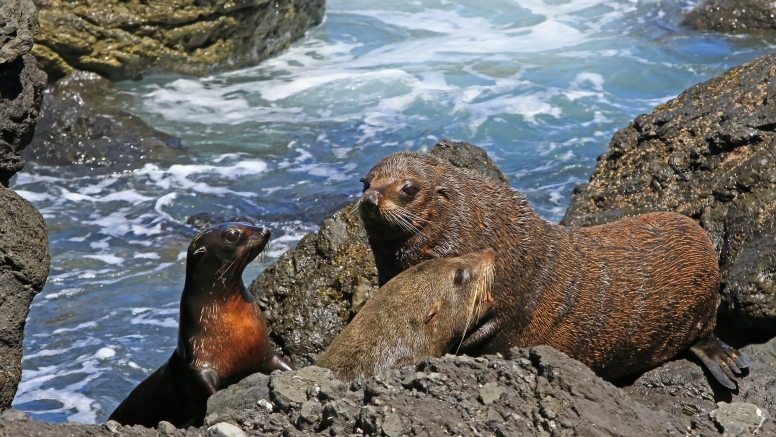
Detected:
[358,151,748,388]
[317,249,495,381]
[109,222,293,428]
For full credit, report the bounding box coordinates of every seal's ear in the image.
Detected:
[436,186,450,199]
[424,301,442,324]
[187,246,207,270]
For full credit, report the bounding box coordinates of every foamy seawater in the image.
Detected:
[12,0,774,423]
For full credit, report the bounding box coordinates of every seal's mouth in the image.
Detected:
[360,200,431,239]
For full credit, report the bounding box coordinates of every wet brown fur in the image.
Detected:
[109,223,293,428]
[317,249,495,382]
[359,152,745,383]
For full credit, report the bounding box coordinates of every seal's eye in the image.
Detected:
[402,185,418,198]
[225,229,241,243]
[360,177,370,192]
[454,269,465,286]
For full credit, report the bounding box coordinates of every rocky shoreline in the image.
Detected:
[2,0,776,435]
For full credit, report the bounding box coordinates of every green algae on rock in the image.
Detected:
[33,0,326,82]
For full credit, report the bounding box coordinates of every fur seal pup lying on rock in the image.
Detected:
[358,151,748,388]
[109,222,293,428]
[317,249,495,381]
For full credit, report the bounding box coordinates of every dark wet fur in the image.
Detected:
[109,222,292,428]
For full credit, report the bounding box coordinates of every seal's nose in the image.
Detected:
[361,191,379,211]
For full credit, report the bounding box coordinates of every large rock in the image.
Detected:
[683,0,776,33]
[33,0,326,82]
[22,70,182,169]
[0,0,38,64]
[622,353,776,423]
[0,0,50,413]
[0,189,49,414]
[0,0,47,187]
[204,347,716,436]
[248,140,507,367]
[561,51,776,339]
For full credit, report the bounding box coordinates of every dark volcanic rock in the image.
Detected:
[0,188,49,413]
[561,51,776,339]
[683,0,776,33]
[0,418,167,437]
[22,70,182,169]
[33,0,326,82]
[429,139,508,185]
[0,0,38,64]
[248,141,508,367]
[0,1,47,187]
[0,0,50,414]
[743,336,776,371]
[204,347,703,436]
[622,354,776,424]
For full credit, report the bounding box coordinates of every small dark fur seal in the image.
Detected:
[358,151,748,388]
[317,249,495,381]
[109,222,293,428]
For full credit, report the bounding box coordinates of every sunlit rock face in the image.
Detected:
[31,0,326,82]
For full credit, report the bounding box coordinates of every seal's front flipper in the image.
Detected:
[262,350,294,372]
[689,335,749,390]
[194,368,220,395]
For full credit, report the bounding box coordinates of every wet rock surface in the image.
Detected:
[248,140,507,367]
[33,0,326,82]
[683,0,776,33]
[21,70,182,170]
[0,0,50,414]
[561,50,776,339]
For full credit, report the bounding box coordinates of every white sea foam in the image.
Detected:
[83,254,125,265]
[53,322,98,334]
[130,307,179,328]
[15,190,55,203]
[94,348,116,359]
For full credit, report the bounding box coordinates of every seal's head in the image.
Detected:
[316,248,497,382]
[185,222,270,297]
[358,152,452,242]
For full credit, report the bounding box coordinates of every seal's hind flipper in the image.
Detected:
[689,335,748,390]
